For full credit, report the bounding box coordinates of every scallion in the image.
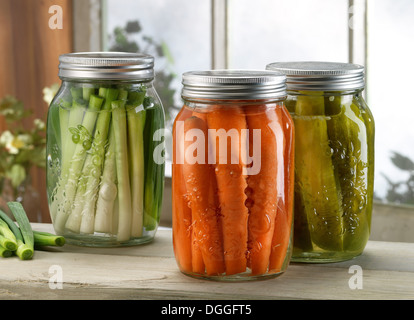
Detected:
[7,202,34,260]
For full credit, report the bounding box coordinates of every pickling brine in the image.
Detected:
[267,62,375,262]
[173,70,294,280]
[46,52,165,247]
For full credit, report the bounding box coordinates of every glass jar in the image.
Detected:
[267,61,375,263]
[173,70,294,281]
[46,52,165,247]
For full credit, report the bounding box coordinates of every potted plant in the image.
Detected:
[0,92,48,219]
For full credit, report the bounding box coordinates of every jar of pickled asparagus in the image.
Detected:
[266,61,375,263]
[173,70,294,281]
[46,52,165,247]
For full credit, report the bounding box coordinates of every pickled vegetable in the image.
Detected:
[325,95,371,252]
[172,103,294,277]
[46,83,164,244]
[294,92,344,251]
[292,91,374,260]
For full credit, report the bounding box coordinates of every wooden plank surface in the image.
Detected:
[0,223,413,300]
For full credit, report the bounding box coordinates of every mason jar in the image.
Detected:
[267,61,375,262]
[172,70,295,280]
[46,52,165,247]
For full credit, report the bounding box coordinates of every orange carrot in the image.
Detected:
[172,106,193,273]
[182,115,225,275]
[246,107,279,275]
[207,107,249,275]
[191,228,205,274]
[268,106,295,272]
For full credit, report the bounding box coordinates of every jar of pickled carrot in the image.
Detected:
[173,70,294,280]
[46,52,165,247]
[266,61,375,263]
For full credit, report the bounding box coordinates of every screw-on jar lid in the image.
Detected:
[58,52,154,80]
[181,70,287,100]
[266,61,365,91]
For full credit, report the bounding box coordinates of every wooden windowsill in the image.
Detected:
[0,223,413,300]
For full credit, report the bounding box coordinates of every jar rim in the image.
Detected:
[58,52,154,81]
[181,69,287,100]
[266,61,365,91]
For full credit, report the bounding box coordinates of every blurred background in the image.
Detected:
[0,0,413,241]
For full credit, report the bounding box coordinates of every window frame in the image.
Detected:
[72,0,414,223]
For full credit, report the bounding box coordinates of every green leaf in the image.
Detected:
[161,41,174,65]
[390,152,414,171]
[125,20,141,33]
[6,164,26,188]
[143,96,155,109]
[31,148,46,168]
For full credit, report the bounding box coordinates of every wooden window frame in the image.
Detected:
[80,0,414,228]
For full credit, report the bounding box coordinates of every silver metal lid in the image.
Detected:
[58,52,154,80]
[266,61,365,91]
[181,70,287,100]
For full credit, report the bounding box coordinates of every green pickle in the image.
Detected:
[291,91,374,262]
[266,61,374,263]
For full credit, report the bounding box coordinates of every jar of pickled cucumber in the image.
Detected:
[266,61,375,263]
[173,70,295,280]
[46,52,165,247]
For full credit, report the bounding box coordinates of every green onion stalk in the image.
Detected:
[6,202,34,260]
[0,204,65,260]
[48,83,164,243]
[53,92,105,233]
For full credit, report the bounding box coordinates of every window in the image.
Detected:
[101,0,414,207]
[105,0,211,117]
[366,0,414,204]
[104,0,211,176]
[227,0,349,68]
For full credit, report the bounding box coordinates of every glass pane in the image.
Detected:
[105,0,212,175]
[367,0,414,205]
[228,0,349,69]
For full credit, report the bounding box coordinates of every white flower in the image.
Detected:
[1,109,15,116]
[0,131,32,154]
[6,140,19,154]
[0,130,14,146]
[42,83,60,105]
[34,118,45,130]
[16,134,32,146]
